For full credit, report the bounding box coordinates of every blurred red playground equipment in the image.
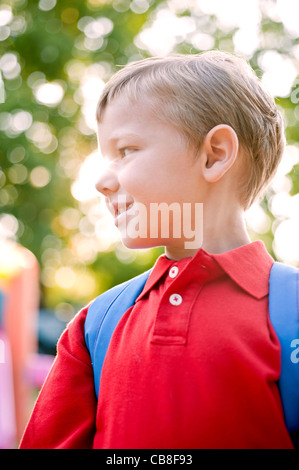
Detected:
[0,240,54,448]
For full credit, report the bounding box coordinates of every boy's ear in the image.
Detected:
[200,124,239,183]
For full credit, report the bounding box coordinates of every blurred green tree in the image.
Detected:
[0,0,299,312]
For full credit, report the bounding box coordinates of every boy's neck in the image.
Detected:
[165,204,251,260]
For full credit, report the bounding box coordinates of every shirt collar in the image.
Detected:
[210,240,274,299]
[137,240,274,302]
[135,255,174,301]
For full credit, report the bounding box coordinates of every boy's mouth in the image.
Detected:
[109,200,135,219]
[117,202,134,216]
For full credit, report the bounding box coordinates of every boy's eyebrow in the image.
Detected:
[106,132,143,144]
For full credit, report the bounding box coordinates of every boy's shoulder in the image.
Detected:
[86,269,152,321]
[84,268,151,396]
[51,269,152,398]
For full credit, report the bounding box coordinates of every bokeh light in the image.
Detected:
[34,81,65,107]
[1,0,299,309]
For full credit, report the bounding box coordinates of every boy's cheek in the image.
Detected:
[118,203,177,241]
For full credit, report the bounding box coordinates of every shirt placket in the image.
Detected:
[151,263,209,345]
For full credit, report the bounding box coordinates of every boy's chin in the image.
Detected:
[120,236,189,252]
[120,236,164,250]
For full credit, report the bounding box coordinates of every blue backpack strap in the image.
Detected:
[269,261,299,435]
[85,269,151,398]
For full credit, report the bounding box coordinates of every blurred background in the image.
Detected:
[0,0,299,447]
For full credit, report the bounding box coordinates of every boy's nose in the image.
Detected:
[95,168,119,196]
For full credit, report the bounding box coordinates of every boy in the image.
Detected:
[20,51,294,449]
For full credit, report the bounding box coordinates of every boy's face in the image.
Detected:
[96,95,206,257]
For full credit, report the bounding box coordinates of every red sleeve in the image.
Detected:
[19,306,97,449]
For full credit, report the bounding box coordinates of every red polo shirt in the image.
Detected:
[20,241,294,449]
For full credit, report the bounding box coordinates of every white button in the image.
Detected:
[169,266,179,278]
[169,293,182,306]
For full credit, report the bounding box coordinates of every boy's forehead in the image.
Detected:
[97,97,155,146]
[97,94,189,152]
[109,93,147,112]
[98,93,163,132]
[100,89,163,119]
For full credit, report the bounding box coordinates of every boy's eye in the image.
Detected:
[120,148,134,157]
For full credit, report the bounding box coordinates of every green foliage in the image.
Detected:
[1,0,299,309]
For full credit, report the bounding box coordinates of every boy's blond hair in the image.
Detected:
[96,51,285,210]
